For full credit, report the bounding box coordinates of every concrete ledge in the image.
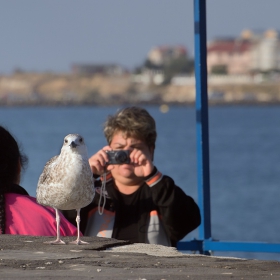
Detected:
[0,235,280,279]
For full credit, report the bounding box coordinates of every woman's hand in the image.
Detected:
[129,148,154,177]
[88,146,111,175]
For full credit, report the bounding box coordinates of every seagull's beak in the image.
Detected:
[70,141,78,148]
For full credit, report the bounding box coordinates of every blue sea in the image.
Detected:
[1,105,280,261]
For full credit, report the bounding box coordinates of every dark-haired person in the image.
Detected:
[62,106,201,247]
[0,125,78,236]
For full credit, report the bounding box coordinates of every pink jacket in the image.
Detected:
[5,193,79,236]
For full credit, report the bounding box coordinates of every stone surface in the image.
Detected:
[0,235,280,279]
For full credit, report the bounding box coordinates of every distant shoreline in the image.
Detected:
[1,100,280,108]
[1,72,280,106]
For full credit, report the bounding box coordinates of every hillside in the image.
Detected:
[0,72,280,106]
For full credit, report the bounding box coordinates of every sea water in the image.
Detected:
[1,105,280,261]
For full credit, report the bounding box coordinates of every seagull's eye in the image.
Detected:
[79,138,83,143]
[65,139,68,144]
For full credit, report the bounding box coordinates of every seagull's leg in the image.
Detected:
[44,208,66,245]
[70,208,89,245]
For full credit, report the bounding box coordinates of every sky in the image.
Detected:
[1,0,280,74]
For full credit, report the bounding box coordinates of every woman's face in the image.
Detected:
[109,131,153,184]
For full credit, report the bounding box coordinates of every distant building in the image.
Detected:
[71,63,126,75]
[207,29,280,75]
[133,45,189,85]
[147,45,187,66]
[207,38,252,75]
[250,29,280,72]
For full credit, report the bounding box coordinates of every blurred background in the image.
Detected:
[0,0,279,73]
[1,0,280,261]
[1,0,280,105]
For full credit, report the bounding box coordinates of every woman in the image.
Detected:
[0,125,78,236]
[63,106,200,246]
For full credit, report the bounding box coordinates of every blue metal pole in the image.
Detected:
[194,0,211,242]
[178,1,280,256]
[178,240,280,254]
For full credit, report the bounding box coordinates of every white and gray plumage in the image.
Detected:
[36,134,94,245]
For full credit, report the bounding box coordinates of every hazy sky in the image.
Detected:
[1,0,280,74]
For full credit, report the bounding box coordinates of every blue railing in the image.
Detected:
[177,0,280,255]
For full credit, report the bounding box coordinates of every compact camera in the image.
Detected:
[105,150,131,165]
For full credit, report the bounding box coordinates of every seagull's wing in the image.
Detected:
[37,155,59,186]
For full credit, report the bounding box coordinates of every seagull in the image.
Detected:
[36,134,94,245]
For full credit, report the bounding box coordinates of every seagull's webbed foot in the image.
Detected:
[44,238,66,245]
[69,238,89,245]
[44,208,66,245]
[70,209,89,245]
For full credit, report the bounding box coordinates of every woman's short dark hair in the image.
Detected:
[103,106,157,149]
[0,126,28,234]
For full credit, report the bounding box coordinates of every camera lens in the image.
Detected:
[115,151,129,164]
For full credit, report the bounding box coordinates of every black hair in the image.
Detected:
[0,126,28,234]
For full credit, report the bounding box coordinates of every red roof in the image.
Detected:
[207,40,252,53]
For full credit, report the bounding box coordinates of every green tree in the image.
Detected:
[143,59,162,70]
[211,64,227,74]
[163,57,194,84]
[135,56,194,84]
